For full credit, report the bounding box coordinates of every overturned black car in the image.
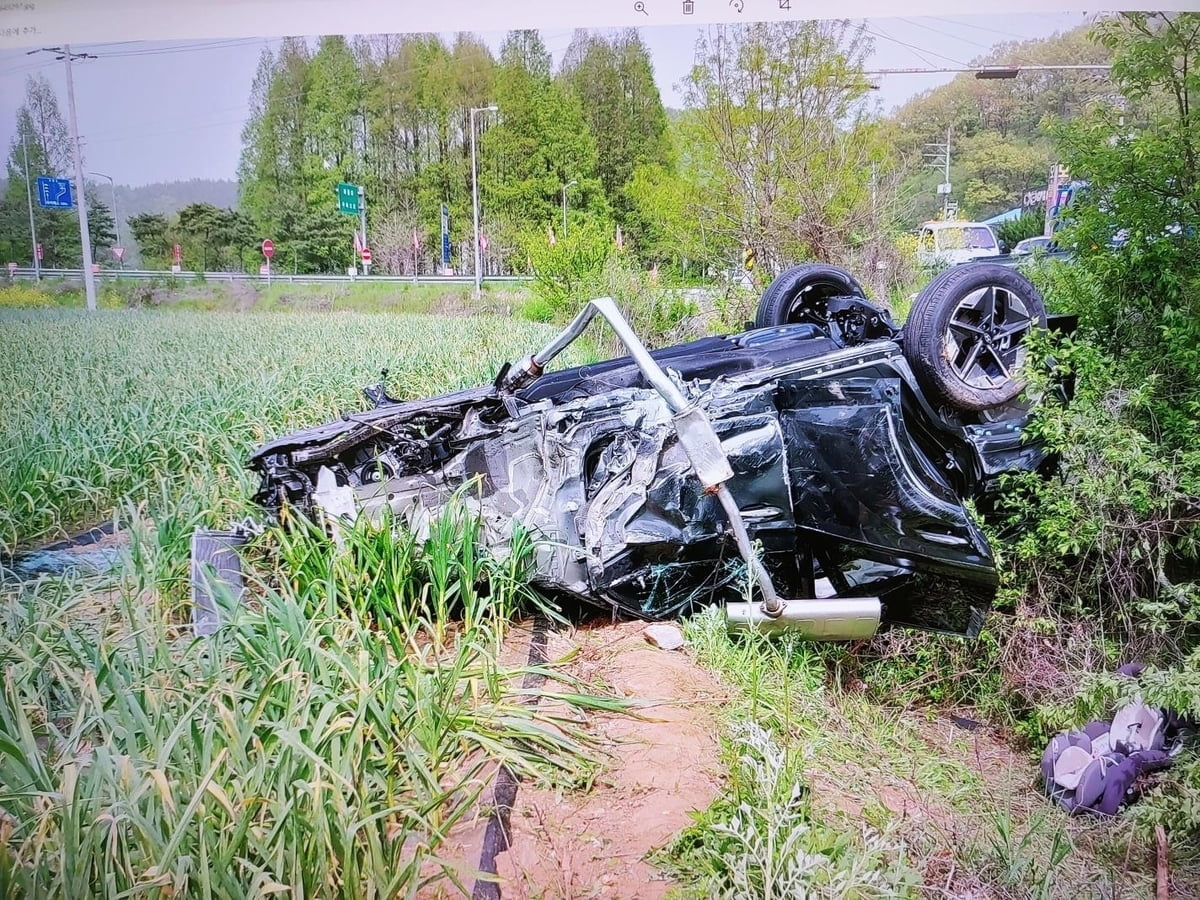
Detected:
[201,262,1069,640]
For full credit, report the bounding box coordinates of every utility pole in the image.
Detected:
[869,163,878,220]
[357,184,368,275]
[64,45,97,310]
[470,105,498,294]
[30,45,97,308]
[561,179,577,238]
[20,129,40,282]
[924,126,953,220]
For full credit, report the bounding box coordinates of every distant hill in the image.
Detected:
[113,178,239,221]
[883,22,1113,225]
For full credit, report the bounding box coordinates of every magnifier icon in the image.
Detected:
[634,1,648,13]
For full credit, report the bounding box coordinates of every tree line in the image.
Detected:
[0,77,115,269]
[0,20,1118,279]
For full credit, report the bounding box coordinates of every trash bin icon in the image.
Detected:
[683,0,694,12]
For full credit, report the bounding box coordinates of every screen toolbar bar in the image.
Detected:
[2,0,1196,50]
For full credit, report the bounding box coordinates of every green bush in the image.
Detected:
[660,721,919,898]
[996,210,1047,249]
[980,16,1200,784]
[520,220,616,320]
[998,328,1200,635]
[519,220,698,348]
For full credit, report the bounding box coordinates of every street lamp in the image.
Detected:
[470,104,498,293]
[89,170,122,269]
[561,179,577,239]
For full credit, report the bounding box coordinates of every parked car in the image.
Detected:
[195,263,1070,641]
[1012,236,1057,256]
[917,221,1002,267]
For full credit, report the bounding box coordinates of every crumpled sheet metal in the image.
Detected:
[301,373,992,632]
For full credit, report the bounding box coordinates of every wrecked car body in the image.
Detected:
[201,262,1066,640]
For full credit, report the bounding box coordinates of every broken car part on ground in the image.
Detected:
[193,262,1070,640]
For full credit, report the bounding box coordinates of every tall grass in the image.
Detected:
[660,611,921,898]
[0,308,583,554]
[0,508,612,898]
[676,610,1168,898]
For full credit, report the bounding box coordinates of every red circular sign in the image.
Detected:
[361,247,372,263]
[262,239,275,259]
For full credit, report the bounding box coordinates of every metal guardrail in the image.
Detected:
[4,267,534,286]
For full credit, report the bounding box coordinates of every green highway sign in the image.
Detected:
[336,182,360,215]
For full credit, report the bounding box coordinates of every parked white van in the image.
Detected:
[916,221,1002,267]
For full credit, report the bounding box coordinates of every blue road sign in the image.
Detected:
[36,176,74,209]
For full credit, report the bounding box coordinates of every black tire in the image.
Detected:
[754,264,867,329]
[903,263,1047,412]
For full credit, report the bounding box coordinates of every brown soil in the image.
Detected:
[423,620,728,900]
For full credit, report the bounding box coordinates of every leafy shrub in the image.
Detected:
[520,221,698,347]
[999,330,1200,638]
[520,220,616,320]
[996,211,1047,249]
[0,284,53,308]
[661,720,918,899]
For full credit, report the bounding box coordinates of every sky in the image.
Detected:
[0,12,1096,187]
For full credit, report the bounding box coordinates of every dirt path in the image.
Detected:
[495,621,727,899]
[424,620,728,900]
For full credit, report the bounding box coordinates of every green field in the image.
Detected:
[0,303,614,897]
[0,297,1190,898]
[0,307,575,554]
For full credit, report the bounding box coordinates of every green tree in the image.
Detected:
[175,203,254,272]
[680,21,884,274]
[889,23,1112,228]
[1051,12,1200,438]
[559,29,672,236]
[483,31,606,265]
[958,132,1051,218]
[86,193,116,263]
[0,76,80,267]
[127,213,172,267]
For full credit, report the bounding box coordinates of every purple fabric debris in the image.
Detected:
[1039,663,1188,817]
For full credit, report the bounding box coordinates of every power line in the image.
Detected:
[90,38,264,59]
[930,15,1092,42]
[898,17,997,54]
[0,37,263,76]
[863,25,970,69]
[84,115,252,145]
[863,64,1113,76]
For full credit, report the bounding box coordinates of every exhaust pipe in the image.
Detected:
[725,596,881,639]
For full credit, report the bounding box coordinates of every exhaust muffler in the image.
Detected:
[725,596,881,639]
